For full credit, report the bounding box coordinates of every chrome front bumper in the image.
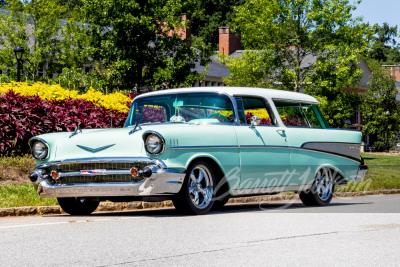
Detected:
[355,165,368,182]
[31,157,185,198]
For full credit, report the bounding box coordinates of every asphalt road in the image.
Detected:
[1,194,400,267]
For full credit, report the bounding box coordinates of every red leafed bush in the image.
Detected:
[281,115,308,127]
[0,90,128,157]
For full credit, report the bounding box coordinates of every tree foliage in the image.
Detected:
[80,0,212,90]
[0,0,67,80]
[361,68,400,151]
[221,0,372,93]
[191,0,245,49]
[367,23,400,65]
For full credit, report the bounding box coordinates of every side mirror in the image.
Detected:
[250,115,260,128]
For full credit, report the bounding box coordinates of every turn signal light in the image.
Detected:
[51,170,59,180]
[130,167,139,177]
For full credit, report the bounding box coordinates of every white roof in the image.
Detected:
[136,87,319,104]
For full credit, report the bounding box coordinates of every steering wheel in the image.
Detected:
[207,113,231,123]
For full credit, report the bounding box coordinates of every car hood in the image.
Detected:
[52,127,146,161]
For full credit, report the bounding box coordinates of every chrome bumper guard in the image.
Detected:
[31,157,185,198]
[355,165,368,182]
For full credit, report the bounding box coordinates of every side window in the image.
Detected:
[239,97,275,125]
[273,101,308,127]
[301,104,323,128]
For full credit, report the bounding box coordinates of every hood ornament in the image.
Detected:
[129,123,142,135]
[77,144,115,153]
[69,126,82,138]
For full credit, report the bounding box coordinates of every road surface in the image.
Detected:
[1,194,399,266]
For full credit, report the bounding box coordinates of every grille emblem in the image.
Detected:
[81,169,106,175]
[77,144,115,153]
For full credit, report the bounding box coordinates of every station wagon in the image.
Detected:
[29,87,368,215]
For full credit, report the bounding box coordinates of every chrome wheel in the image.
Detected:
[188,165,213,209]
[315,167,334,201]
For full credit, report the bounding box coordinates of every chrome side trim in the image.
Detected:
[167,145,239,150]
[168,145,291,150]
[240,145,289,149]
[231,184,312,196]
[291,147,361,164]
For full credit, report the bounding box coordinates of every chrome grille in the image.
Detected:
[60,174,141,184]
[48,162,149,172]
[46,162,148,184]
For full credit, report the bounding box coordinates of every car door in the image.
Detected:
[233,97,291,193]
[272,101,328,187]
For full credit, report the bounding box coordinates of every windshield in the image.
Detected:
[124,93,236,127]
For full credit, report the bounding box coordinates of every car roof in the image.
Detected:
[136,87,319,104]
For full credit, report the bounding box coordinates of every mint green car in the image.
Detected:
[29,87,368,215]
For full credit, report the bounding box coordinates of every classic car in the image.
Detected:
[28,87,368,215]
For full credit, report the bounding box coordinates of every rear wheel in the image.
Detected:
[299,167,335,206]
[58,197,100,215]
[172,161,215,215]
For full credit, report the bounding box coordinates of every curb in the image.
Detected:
[1,189,400,217]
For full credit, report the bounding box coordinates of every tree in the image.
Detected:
[80,0,212,91]
[0,0,28,80]
[362,68,400,151]
[0,0,67,80]
[54,0,83,19]
[221,0,372,93]
[191,0,245,49]
[367,23,400,65]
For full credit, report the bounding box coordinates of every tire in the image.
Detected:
[172,161,216,215]
[58,197,100,215]
[211,197,230,210]
[299,167,335,206]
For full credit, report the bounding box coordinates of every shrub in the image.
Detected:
[0,82,132,112]
[0,90,128,157]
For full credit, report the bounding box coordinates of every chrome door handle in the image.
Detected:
[276,129,285,134]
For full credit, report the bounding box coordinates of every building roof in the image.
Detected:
[135,86,319,103]
[194,53,230,78]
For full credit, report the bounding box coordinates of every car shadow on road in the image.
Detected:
[47,201,373,218]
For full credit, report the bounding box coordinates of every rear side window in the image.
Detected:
[273,101,323,128]
[235,97,276,125]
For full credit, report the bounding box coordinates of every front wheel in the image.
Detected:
[58,197,100,215]
[299,167,335,206]
[172,161,216,215]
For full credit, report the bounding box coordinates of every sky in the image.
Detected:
[352,0,400,28]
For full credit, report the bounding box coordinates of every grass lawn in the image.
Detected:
[338,152,400,192]
[0,153,399,208]
[0,184,58,208]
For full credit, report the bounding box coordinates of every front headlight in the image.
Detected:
[145,134,164,155]
[32,141,48,159]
